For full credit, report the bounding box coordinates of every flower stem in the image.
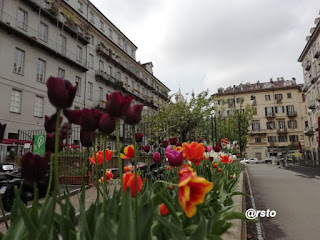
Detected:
[92,136,100,203]
[44,154,54,201]
[0,197,8,229]
[102,135,107,210]
[116,119,122,184]
[132,125,138,239]
[53,109,61,197]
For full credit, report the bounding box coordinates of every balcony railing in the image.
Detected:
[305,62,311,71]
[276,98,282,104]
[304,127,314,136]
[0,10,88,71]
[20,0,89,45]
[248,129,266,135]
[287,111,297,117]
[307,101,316,109]
[265,113,275,118]
[314,50,320,59]
[96,44,168,101]
[277,128,287,134]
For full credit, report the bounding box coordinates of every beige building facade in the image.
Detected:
[213,79,309,160]
[298,16,320,154]
[0,0,169,140]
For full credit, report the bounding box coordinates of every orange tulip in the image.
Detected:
[122,172,143,197]
[213,163,218,168]
[89,150,113,165]
[120,145,134,160]
[159,203,169,216]
[182,142,205,166]
[230,175,233,179]
[220,154,233,164]
[178,166,213,218]
[168,185,173,190]
[99,170,113,183]
[218,168,222,172]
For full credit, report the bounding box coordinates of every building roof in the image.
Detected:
[298,17,320,62]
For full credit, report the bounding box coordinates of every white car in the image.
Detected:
[240,158,259,164]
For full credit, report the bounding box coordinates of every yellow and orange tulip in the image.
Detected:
[182,142,205,166]
[120,145,134,160]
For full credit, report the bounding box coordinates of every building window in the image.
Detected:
[236,97,242,103]
[99,87,103,101]
[287,93,292,98]
[265,95,270,101]
[227,110,234,116]
[36,59,46,83]
[286,105,294,113]
[60,35,66,55]
[227,98,235,105]
[124,43,127,52]
[275,94,282,100]
[116,71,121,81]
[76,46,82,63]
[99,60,104,71]
[266,121,275,130]
[288,120,297,129]
[89,54,94,68]
[78,1,83,12]
[34,96,43,117]
[39,22,48,42]
[268,136,277,142]
[118,37,121,46]
[278,136,287,142]
[289,135,298,142]
[88,82,93,100]
[14,48,25,75]
[217,99,223,105]
[131,49,134,58]
[90,34,94,45]
[90,11,94,23]
[10,90,21,113]
[76,76,81,96]
[109,66,113,76]
[17,8,27,31]
[265,107,274,117]
[58,68,65,78]
[109,28,113,38]
[278,120,286,129]
[100,20,104,31]
[275,106,285,114]
[255,138,261,143]
[252,121,260,131]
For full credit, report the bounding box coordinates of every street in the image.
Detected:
[246,163,320,240]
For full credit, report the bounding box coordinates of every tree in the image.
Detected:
[142,90,214,142]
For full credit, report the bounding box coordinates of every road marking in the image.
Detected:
[245,167,265,240]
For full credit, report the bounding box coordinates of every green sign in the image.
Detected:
[33,135,46,155]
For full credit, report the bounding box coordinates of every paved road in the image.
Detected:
[246,164,320,240]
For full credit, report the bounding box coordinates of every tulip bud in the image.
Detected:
[99,113,115,134]
[63,109,83,125]
[20,152,50,183]
[142,145,150,153]
[45,133,63,153]
[105,92,133,118]
[169,137,177,145]
[175,142,182,147]
[153,152,161,163]
[124,104,144,125]
[135,133,143,143]
[161,140,169,148]
[44,114,62,133]
[159,203,169,216]
[80,129,94,147]
[60,124,69,140]
[46,77,77,109]
[218,168,222,172]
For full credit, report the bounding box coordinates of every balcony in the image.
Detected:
[0,10,88,72]
[265,113,275,118]
[311,77,317,84]
[20,0,89,45]
[276,98,282,104]
[314,50,320,59]
[287,111,297,117]
[307,101,316,109]
[277,128,287,134]
[248,129,266,135]
[269,142,276,146]
[304,127,314,136]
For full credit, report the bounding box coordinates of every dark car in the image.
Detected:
[264,158,272,164]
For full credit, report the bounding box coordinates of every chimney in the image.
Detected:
[270,78,273,83]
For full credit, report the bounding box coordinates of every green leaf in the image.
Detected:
[118,191,135,240]
[154,215,186,240]
[189,215,207,240]
[39,197,55,228]
[211,220,232,235]
[230,191,250,198]
[221,211,258,222]
[93,213,116,240]
[206,234,223,240]
[3,217,25,240]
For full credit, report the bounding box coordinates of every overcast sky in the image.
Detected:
[91,0,319,96]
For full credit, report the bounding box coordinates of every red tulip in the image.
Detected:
[105,92,133,118]
[80,129,94,147]
[142,145,150,153]
[63,109,83,125]
[213,163,218,168]
[99,113,115,134]
[135,133,143,143]
[213,146,221,152]
[159,203,169,216]
[46,77,77,109]
[44,114,62,133]
[218,168,222,172]
[161,140,169,148]
[124,104,144,125]
[20,152,50,183]
[122,172,143,197]
[169,137,177,145]
[153,152,161,163]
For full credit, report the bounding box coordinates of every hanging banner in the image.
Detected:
[33,135,46,155]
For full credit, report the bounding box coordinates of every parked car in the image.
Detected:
[264,158,273,164]
[240,158,259,164]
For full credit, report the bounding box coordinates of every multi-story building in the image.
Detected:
[0,0,170,140]
[212,78,309,160]
[298,16,320,155]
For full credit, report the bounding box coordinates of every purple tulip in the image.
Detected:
[175,142,182,147]
[63,109,83,125]
[99,113,115,134]
[80,108,101,131]
[135,133,143,143]
[0,123,6,143]
[161,140,169,148]
[105,92,134,118]
[124,104,144,125]
[20,152,50,183]
[80,129,94,147]
[213,146,221,152]
[153,152,161,163]
[169,137,177,145]
[46,77,78,109]
[166,145,172,152]
[197,139,202,143]
[44,114,62,133]
[165,150,184,167]
[60,124,69,140]
[142,145,150,153]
